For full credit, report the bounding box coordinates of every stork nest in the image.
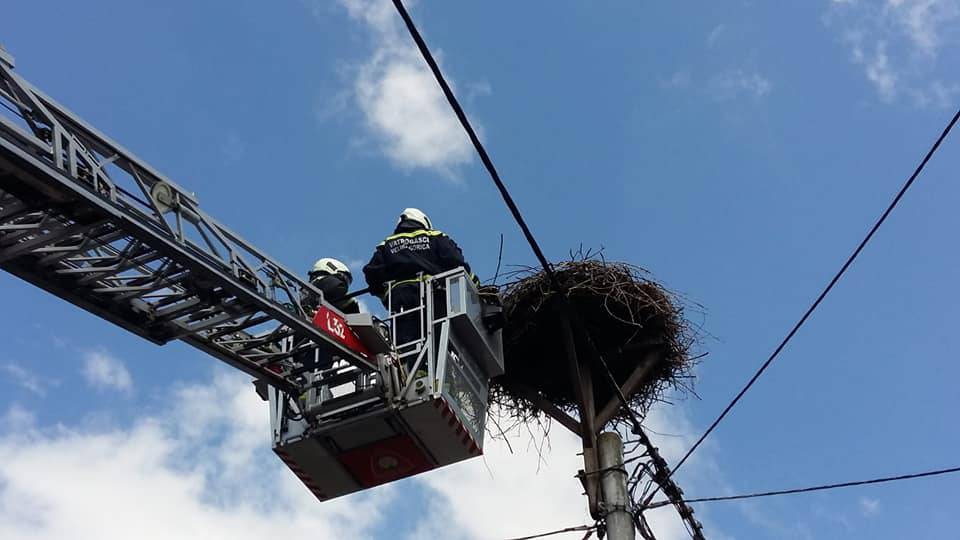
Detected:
[488,257,700,431]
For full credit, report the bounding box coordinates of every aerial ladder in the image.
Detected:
[0,47,503,501]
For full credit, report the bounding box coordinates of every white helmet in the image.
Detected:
[397,208,432,230]
[310,257,352,285]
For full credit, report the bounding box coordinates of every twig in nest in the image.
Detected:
[488,255,703,437]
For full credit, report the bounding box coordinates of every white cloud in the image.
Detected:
[664,68,771,102]
[886,0,960,57]
[0,366,731,540]
[709,69,772,101]
[661,70,692,90]
[413,421,591,539]
[828,0,960,105]
[82,350,133,394]
[909,79,960,107]
[0,404,35,432]
[864,41,898,101]
[707,24,726,47]
[413,404,727,540]
[464,80,493,101]
[0,372,390,540]
[326,0,476,177]
[1,363,52,396]
[860,496,881,516]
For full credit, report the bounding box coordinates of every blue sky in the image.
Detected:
[2,1,960,538]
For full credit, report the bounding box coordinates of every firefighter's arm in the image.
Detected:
[436,234,481,286]
[299,286,317,315]
[436,234,471,274]
[362,247,388,297]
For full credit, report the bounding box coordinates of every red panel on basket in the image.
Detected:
[313,306,370,357]
[338,435,434,487]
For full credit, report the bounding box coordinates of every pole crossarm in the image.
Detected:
[594,350,662,429]
[0,61,374,393]
[559,306,706,539]
[500,380,583,436]
[530,297,702,538]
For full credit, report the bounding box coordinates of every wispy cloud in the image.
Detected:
[909,79,960,107]
[827,0,960,105]
[887,0,960,57]
[709,69,773,101]
[661,70,692,90]
[313,0,477,178]
[860,496,881,516]
[661,67,772,103]
[1,363,54,396]
[0,404,35,432]
[707,24,726,48]
[82,350,133,394]
[852,38,899,101]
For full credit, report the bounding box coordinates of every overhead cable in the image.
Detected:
[666,107,960,478]
[503,523,597,540]
[647,465,960,508]
[390,0,558,288]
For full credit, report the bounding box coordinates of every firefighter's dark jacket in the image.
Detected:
[363,220,471,297]
[301,274,360,315]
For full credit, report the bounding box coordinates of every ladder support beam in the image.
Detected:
[0,59,376,394]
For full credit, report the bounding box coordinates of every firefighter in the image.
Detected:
[301,257,360,316]
[363,208,474,352]
[292,257,360,379]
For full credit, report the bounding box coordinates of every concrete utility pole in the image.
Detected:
[598,432,635,540]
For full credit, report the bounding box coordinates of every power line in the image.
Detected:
[503,523,597,540]
[646,465,960,508]
[389,7,703,533]
[395,0,960,482]
[391,2,960,537]
[664,107,960,479]
[390,0,558,289]
[390,5,632,538]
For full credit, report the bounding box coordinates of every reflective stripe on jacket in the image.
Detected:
[362,223,472,298]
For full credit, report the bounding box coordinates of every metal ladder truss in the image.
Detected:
[0,54,374,393]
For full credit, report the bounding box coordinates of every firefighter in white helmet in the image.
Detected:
[301,257,360,316]
[363,208,475,352]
